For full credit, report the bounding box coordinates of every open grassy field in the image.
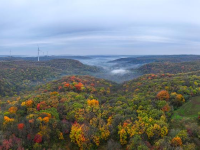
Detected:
[173,96,200,119]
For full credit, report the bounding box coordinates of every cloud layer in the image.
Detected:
[1,0,200,55]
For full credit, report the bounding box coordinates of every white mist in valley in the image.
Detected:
[111,69,129,74]
[75,55,143,83]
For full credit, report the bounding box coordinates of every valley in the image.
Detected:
[2,0,200,149]
[0,55,200,149]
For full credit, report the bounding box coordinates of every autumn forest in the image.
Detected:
[0,55,200,150]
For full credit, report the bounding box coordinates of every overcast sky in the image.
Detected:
[1,0,200,55]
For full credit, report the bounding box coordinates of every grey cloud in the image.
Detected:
[0,0,200,55]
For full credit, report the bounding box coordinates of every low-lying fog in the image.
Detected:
[75,55,144,83]
[111,69,129,74]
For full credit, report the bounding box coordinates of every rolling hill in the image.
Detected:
[1,57,200,149]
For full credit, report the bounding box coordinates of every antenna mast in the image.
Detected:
[10,50,11,57]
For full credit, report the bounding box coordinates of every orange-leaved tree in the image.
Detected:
[171,136,182,147]
[157,90,170,101]
[75,82,84,91]
[87,99,99,107]
[8,106,18,114]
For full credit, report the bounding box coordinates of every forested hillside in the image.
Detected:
[0,75,116,149]
[0,59,101,97]
[138,61,200,74]
[1,70,200,149]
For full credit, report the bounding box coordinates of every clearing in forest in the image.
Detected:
[173,96,200,119]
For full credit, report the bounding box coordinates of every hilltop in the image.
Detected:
[1,72,200,149]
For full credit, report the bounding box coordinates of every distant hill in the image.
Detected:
[138,61,200,74]
[109,55,200,64]
[0,56,92,61]
[0,59,101,97]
